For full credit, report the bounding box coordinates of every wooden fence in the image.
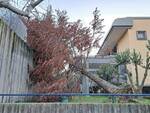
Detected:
[0,103,149,113]
[0,9,33,103]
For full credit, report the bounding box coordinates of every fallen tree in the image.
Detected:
[70,64,131,93]
[26,7,131,101]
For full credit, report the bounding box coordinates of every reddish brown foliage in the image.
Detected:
[27,9,102,101]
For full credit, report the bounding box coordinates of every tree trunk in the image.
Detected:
[127,72,137,93]
[123,64,137,93]
[70,64,131,93]
[135,64,139,87]
[139,55,150,93]
[139,67,148,93]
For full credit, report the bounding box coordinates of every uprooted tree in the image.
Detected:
[1,1,131,101]
[26,7,131,102]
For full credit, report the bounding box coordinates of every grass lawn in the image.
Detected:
[129,97,150,104]
[69,96,150,104]
[139,98,150,104]
[69,96,111,103]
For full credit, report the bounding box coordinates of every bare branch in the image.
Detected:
[0,1,29,17]
[26,0,44,14]
[30,0,44,9]
[0,0,44,17]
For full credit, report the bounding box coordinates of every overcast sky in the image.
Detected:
[40,0,150,55]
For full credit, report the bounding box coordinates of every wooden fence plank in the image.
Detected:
[0,103,149,113]
[0,20,33,103]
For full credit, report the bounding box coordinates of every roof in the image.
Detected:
[0,8,27,42]
[113,17,150,26]
[98,17,150,55]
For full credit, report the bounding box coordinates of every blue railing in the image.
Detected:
[0,93,149,103]
[0,93,149,97]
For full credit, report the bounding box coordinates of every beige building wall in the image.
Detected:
[117,19,150,86]
[117,30,129,52]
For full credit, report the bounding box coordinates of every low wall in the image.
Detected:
[0,103,149,113]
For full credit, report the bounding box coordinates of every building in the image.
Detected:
[98,17,150,91]
[0,9,33,102]
[81,55,126,93]
[86,56,116,74]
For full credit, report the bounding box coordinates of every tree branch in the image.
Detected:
[26,0,44,14]
[0,1,29,17]
[30,0,44,9]
[0,0,44,17]
[135,64,139,87]
[140,57,149,90]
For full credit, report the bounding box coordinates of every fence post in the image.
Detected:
[112,96,117,103]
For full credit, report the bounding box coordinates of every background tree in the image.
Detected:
[115,50,135,91]
[115,41,150,93]
[130,49,142,88]
[97,64,117,82]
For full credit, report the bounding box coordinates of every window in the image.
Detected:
[142,86,150,94]
[136,31,147,40]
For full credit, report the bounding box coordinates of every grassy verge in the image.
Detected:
[69,96,150,104]
[69,96,111,103]
[129,97,150,104]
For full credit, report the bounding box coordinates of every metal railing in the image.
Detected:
[0,93,149,97]
[0,93,149,103]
